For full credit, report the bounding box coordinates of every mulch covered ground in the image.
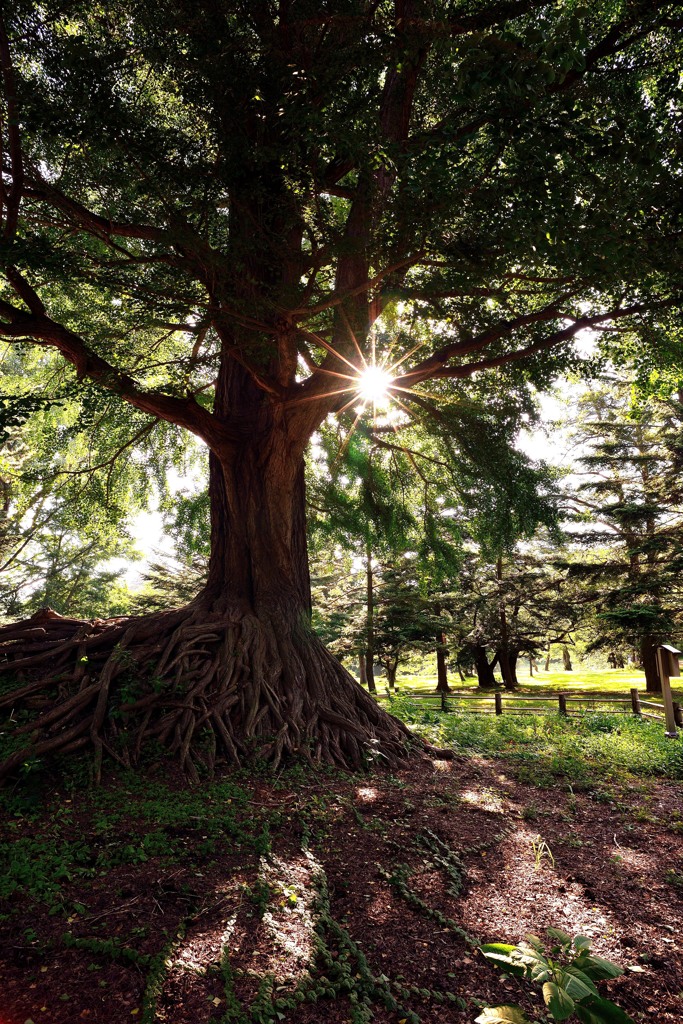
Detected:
[1,755,681,1024]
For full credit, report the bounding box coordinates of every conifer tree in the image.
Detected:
[566,381,683,691]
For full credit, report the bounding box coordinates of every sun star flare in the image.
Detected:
[357,365,392,406]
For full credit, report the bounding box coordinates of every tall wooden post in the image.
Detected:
[656,646,680,738]
[630,688,641,716]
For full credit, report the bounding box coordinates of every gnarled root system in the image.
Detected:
[0,604,427,783]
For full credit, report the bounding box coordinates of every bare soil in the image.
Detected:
[1,756,681,1024]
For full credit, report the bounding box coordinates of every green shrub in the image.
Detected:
[478,928,634,1024]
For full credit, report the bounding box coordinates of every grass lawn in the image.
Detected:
[387,697,683,784]
[374,664,683,701]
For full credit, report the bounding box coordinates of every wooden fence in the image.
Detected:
[388,687,683,729]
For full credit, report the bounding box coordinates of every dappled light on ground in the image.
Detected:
[611,847,659,874]
[355,785,379,803]
[460,823,616,945]
[172,912,238,975]
[255,853,321,982]
[460,787,506,813]
[1,753,682,1022]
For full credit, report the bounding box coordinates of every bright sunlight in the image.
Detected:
[357,365,392,406]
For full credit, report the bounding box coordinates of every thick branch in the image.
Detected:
[0,14,23,239]
[0,302,227,446]
[402,303,669,384]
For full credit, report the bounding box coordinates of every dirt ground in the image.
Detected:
[1,755,681,1024]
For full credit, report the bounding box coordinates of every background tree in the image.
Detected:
[1,1,682,775]
[0,344,172,618]
[564,380,683,690]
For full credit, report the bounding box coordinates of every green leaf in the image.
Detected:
[481,944,518,956]
[562,965,599,997]
[558,967,597,1001]
[480,952,526,978]
[546,927,573,947]
[573,935,592,952]
[542,982,575,1021]
[527,959,552,983]
[475,1006,531,1024]
[575,955,624,980]
[480,945,527,977]
[574,996,635,1024]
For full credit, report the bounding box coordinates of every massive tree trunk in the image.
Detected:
[0,416,420,779]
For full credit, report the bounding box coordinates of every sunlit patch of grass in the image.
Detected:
[389,698,683,784]
[371,663,683,700]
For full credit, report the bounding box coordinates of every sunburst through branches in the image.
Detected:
[356,364,392,408]
[293,325,440,465]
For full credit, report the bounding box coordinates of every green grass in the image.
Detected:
[388,697,683,785]
[370,664,683,700]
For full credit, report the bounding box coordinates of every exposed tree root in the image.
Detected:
[0,604,441,783]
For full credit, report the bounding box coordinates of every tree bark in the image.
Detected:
[365,540,376,694]
[384,657,398,689]
[498,648,516,690]
[562,644,573,671]
[436,643,450,694]
[434,604,450,694]
[496,556,516,690]
[359,653,367,687]
[474,646,496,688]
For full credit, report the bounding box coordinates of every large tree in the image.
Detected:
[565,380,683,690]
[1,1,682,776]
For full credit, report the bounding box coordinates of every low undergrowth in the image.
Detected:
[0,769,267,916]
[388,699,683,785]
[1,727,681,1023]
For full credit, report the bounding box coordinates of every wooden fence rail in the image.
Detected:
[386,687,683,733]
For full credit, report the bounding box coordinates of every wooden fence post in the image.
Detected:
[630,688,641,716]
[440,690,447,712]
[656,648,680,738]
[558,694,567,716]
[494,692,503,716]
